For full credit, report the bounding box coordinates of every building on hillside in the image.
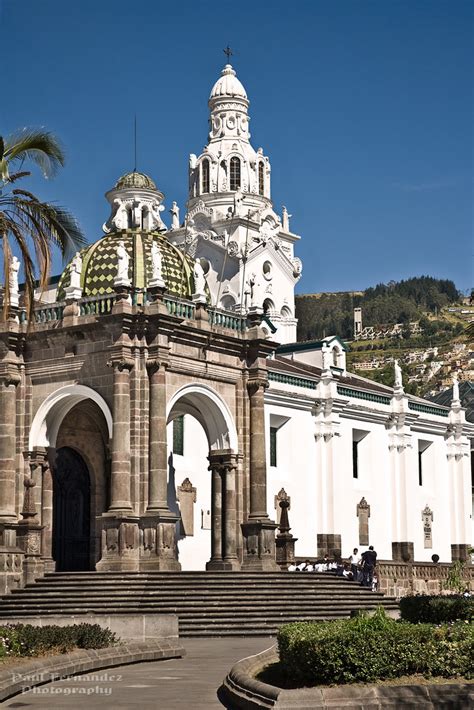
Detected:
[0,63,472,594]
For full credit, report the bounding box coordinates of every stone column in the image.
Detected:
[207,462,223,569]
[40,451,55,572]
[222,457,240,569]
[146,361,168,512]
[0,370,20,522]
[241,378,278,571]
[138,358,180,572]
[108,359,134,513]
[247,379,269,519]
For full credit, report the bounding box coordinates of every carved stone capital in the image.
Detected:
[0,367,21,388]
[107,356,134,373]
[247,377,268,397]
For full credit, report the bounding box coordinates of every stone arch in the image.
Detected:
[166,383,240,571]
[29,384,113,450]
[166,383,237,452]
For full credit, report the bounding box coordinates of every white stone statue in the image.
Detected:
[70,252,82,289]
[233,189,244,217]
[151,241,163,281]
[322,348,332,371]
[115,240,130,286]
[394,359,403,389]
[9,256,20,307]
[193,258,206,295]
[112,199,129,231]
[150,202,166,231]
[170,201,180,230]
[282,205,292,232]
[248,272,262,309]
[452,372,460,403]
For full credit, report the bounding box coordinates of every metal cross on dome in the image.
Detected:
[223,45,233,62]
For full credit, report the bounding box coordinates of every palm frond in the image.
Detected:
[11,190,87,259]
[3,128,65,179]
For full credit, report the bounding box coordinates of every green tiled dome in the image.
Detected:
[57,231,195,300]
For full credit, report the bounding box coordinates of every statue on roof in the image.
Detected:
[70,252,82,289]
[170,201,180,230]
[9,256,20,308]
[394,359,403,390]
[452,371,460,403]
[115,240,130,286]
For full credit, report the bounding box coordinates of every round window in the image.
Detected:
[263,260,273,281]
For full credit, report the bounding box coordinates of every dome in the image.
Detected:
[57,232,196,300]
[115,171,157,191]
[209,65,247,100]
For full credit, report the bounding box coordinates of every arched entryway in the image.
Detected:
[166,384,239,571]
[28,385,113,572]
[52,447,91,571]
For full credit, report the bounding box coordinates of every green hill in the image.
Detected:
[296,276,460,341]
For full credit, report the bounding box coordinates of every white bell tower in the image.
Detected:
[168,61,303,344]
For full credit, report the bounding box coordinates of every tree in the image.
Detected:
[0,128,87,320]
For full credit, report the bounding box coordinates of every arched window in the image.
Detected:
[333,348,339,367]
[201,159,210,194]
[258,161,265,196]
[127,207,133,229]
[230,157,241,191]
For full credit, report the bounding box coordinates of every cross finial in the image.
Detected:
[223,45,233,62]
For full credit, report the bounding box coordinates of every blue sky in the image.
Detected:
[2,0,472,294]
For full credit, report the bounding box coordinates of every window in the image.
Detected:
[270,426,277,467]
[258,161,264,195]
[201,159,210,194]
[230,157,241,191]
[172,415,184,456]
[352,429,369,479]
[352,440,359,479]
[418,440,432,486]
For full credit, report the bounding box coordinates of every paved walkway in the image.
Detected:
[4,637,275,709]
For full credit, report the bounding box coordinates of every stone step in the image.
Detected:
[0,572,398,636]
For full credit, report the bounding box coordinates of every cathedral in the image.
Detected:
[0,63,472,593]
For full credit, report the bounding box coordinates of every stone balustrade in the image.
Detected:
[377,560,473,598]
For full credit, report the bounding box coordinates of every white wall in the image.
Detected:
[167,415,211,570]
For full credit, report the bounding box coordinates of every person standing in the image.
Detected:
[361,546,377,587]
[349,547,361,581]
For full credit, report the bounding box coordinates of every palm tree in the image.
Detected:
[0,128,87,320]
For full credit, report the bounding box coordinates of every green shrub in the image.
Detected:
[399,595,473,624]
[277,608,473,685]
[0,623,117,658]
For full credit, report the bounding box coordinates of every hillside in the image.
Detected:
[295,276,461,341]
[295,277,473,398]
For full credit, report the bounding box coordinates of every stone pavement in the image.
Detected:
[3,637,274,709]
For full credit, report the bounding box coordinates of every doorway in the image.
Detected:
[52,447,91,571]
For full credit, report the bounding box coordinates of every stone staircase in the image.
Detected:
[0,572,398,636]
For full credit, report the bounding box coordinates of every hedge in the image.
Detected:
[399,595,473,624]
[0,623,117,658]
[277,608,473,685]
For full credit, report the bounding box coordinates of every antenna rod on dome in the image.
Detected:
[223,45,233,62]
[133,114,137,172]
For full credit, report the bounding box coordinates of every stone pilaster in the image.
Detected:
[0,369,21,523]
[313,369,342,558]
[446,397,471,561]
[241,377,278,571]
[16,478,44,584]
[139,357,180,571]
[108,358,134,513]
[146,360,169,513]
[387,387,414,561]
[97,357,139,571]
